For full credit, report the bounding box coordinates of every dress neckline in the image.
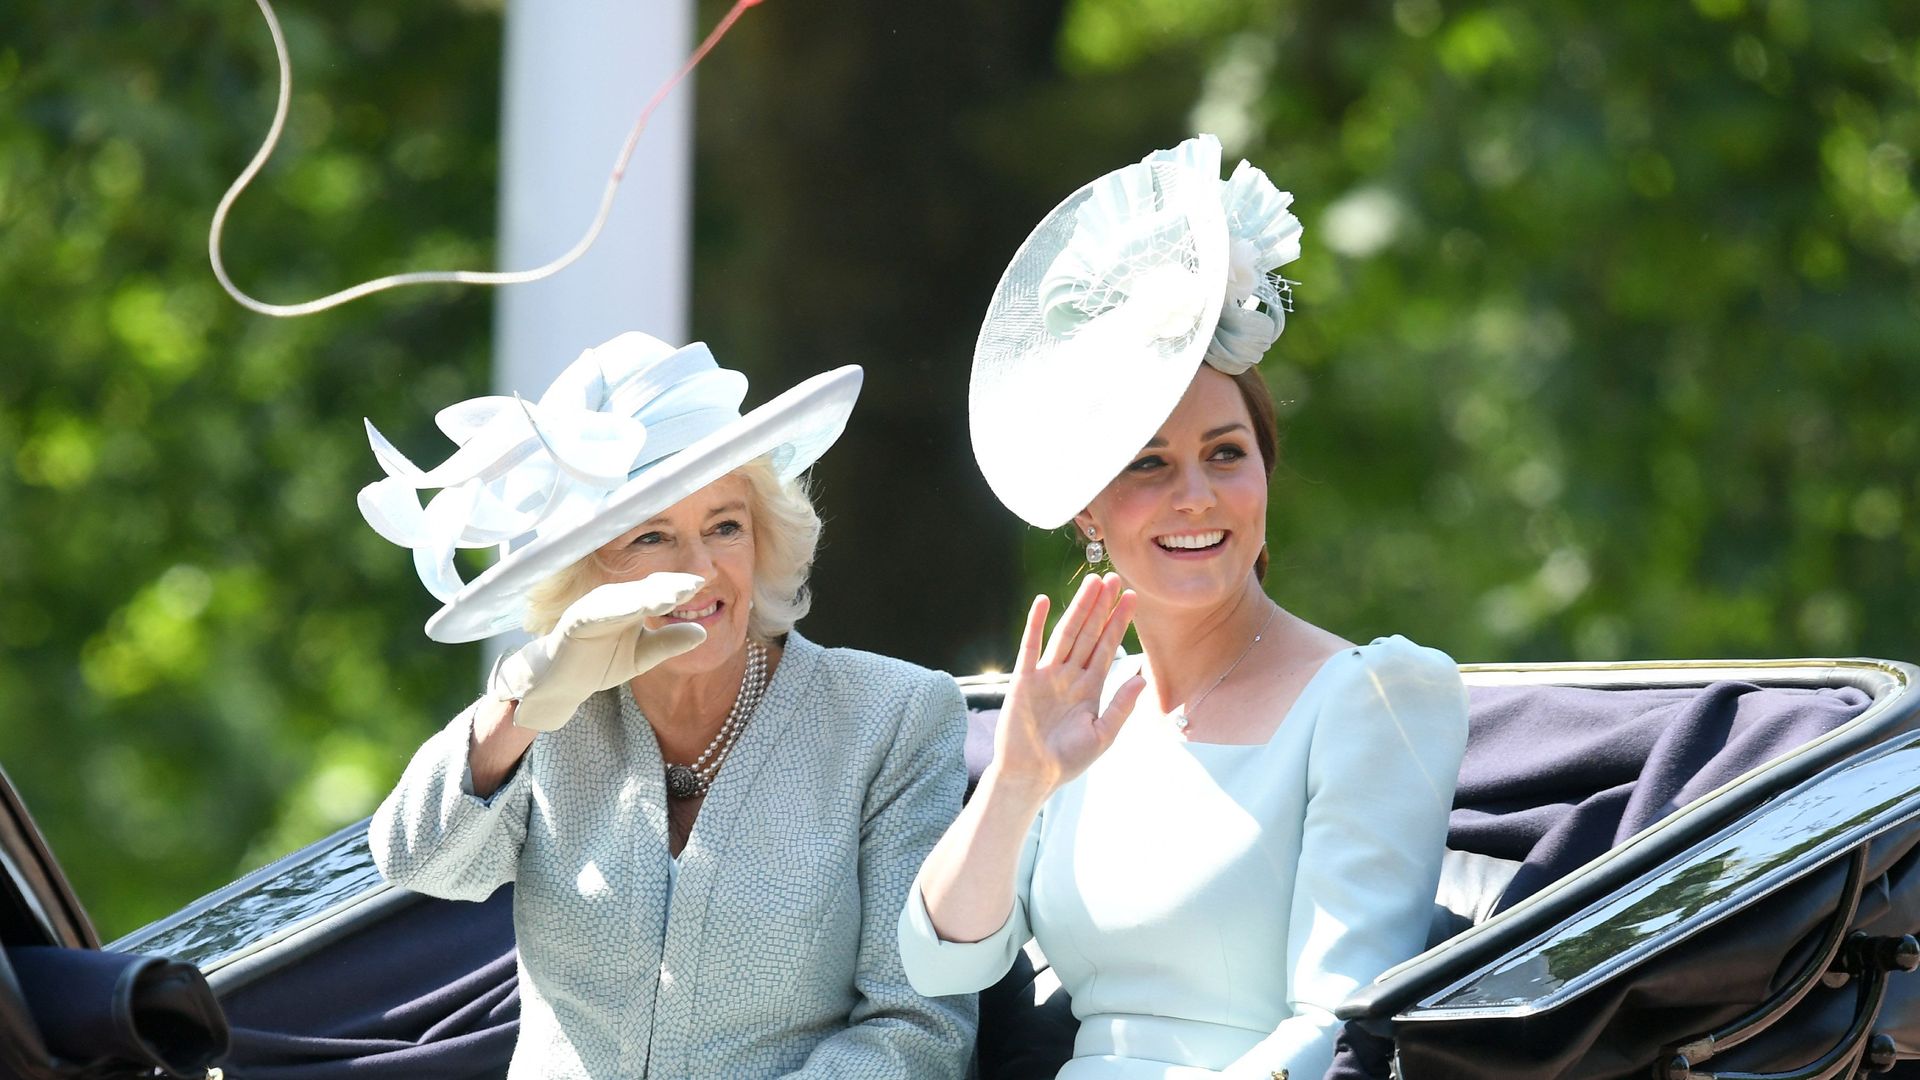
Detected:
[1177,641,1356,750]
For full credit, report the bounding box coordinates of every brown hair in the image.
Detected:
[1230,366,1280,581]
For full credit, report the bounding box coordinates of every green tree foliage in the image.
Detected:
[1032,0,1920,664]
[0,1,500,936]
[1,0,1915,938]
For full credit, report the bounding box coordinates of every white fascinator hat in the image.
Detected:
[969,134,1302,529]
[357,331,863,643]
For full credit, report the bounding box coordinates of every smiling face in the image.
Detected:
[1077,365,1269,612]
[592,471,757,677]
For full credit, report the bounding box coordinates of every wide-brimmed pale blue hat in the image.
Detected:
[357,331,862,642]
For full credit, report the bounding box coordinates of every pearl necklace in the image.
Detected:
[664,640,768,800]
[1170,605,1279,735]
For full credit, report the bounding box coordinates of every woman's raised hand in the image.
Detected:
[487,572,710,732]
[990,573,1146,797]
[913,575,1142,944]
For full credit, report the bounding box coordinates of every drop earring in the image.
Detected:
[1083,524,1106,565]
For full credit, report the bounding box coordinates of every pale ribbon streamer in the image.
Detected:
[358,338,745,603]
[209,0,762,318]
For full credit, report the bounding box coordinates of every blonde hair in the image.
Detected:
[522,455,822,641]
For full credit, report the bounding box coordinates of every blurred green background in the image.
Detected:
[1,0,1915,937]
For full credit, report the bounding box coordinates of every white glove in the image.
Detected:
[487,572,709,732]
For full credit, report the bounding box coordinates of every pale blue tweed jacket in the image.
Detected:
[370,631,976,1079]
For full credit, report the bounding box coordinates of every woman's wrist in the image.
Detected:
[919,762,1049,945]
[468,698,536,798]
[976,761,1055,814]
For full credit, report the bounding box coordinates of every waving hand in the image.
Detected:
[991,573,1146,796]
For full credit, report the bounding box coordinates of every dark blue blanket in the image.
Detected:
[1449,680,1870,913]
[7,945,227,1078]
[1327,679,1873,1080]
[219,886,518,1078]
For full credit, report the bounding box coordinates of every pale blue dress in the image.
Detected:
[900,635,1468,1079]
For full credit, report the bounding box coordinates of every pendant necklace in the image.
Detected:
[1169,605,1279,735]
[663,639,769,800]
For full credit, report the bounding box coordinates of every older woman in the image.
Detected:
[900,136,1470,1079]
[362,332,974,1078]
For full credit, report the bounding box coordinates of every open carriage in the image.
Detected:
[6,655,1920,1079]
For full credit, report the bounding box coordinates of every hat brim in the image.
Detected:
[424,365,864,643]
[969,161,1228,530]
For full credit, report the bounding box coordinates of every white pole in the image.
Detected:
[495,0,694,397]
[488,0,692,662]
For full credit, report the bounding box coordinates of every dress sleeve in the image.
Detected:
[1227,639,1469,1080]
[894,657,1142,998]
[367,701,534,902]
[781,671,977,1079]
[896,781,1045,999]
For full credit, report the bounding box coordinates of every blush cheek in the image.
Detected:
[1091,490,1154,561]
